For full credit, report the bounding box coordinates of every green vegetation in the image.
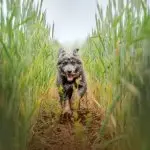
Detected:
[0,0,59,149]
[0,0,150,150]
[82,0,150,149]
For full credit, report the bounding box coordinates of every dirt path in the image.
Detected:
[28,88,113,150]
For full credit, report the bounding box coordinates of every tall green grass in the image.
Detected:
[0,0,59,149]
[1,0,150,149]
[82,0,150,149]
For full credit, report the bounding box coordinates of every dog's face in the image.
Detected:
[57,48,82,82]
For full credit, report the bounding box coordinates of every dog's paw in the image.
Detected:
[62,108,72,116]
[59,100,74,123]
[62,100,71,114]
[59,109,73,124]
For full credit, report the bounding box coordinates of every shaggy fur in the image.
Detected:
[56,48,87,115]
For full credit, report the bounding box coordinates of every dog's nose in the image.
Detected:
[67,70,72,74]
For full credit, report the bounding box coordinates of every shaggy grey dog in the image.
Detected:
[56,48,87,116]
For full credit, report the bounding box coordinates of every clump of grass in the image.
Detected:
[82,0,150,149]
[0,0,59,150]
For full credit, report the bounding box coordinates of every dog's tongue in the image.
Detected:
[67,74,74,81]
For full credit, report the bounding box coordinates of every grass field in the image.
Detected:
[0,0,150,150]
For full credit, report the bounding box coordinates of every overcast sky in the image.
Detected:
[41,0,108,44]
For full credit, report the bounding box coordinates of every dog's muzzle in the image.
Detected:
[66,72,80,82]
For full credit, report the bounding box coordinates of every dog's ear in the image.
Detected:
[58,48,66,58]
[73,48,79,56]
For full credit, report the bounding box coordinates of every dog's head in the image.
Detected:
[57,48,82,82]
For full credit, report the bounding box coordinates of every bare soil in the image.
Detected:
[28,88,113,150]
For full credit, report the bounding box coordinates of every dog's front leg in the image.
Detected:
[78,83,87,98]
[77,83,87,110]
[77,73,87,110]
[57,88,71,116]
[63,99,71,114]
[62,86,73,116]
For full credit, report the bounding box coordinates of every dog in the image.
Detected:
[56,48,87,117]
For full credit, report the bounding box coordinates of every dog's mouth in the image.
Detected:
[66,72,79,82]
[66,74,74,82]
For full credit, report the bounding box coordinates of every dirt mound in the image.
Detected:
[28,88,113,150]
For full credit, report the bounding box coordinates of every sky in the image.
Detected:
[41,0,108,45]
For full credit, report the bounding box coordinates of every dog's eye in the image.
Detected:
[71,60,75,65]
[57,61,61,66]
[77,60,81,64]
[63,60,68,65]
